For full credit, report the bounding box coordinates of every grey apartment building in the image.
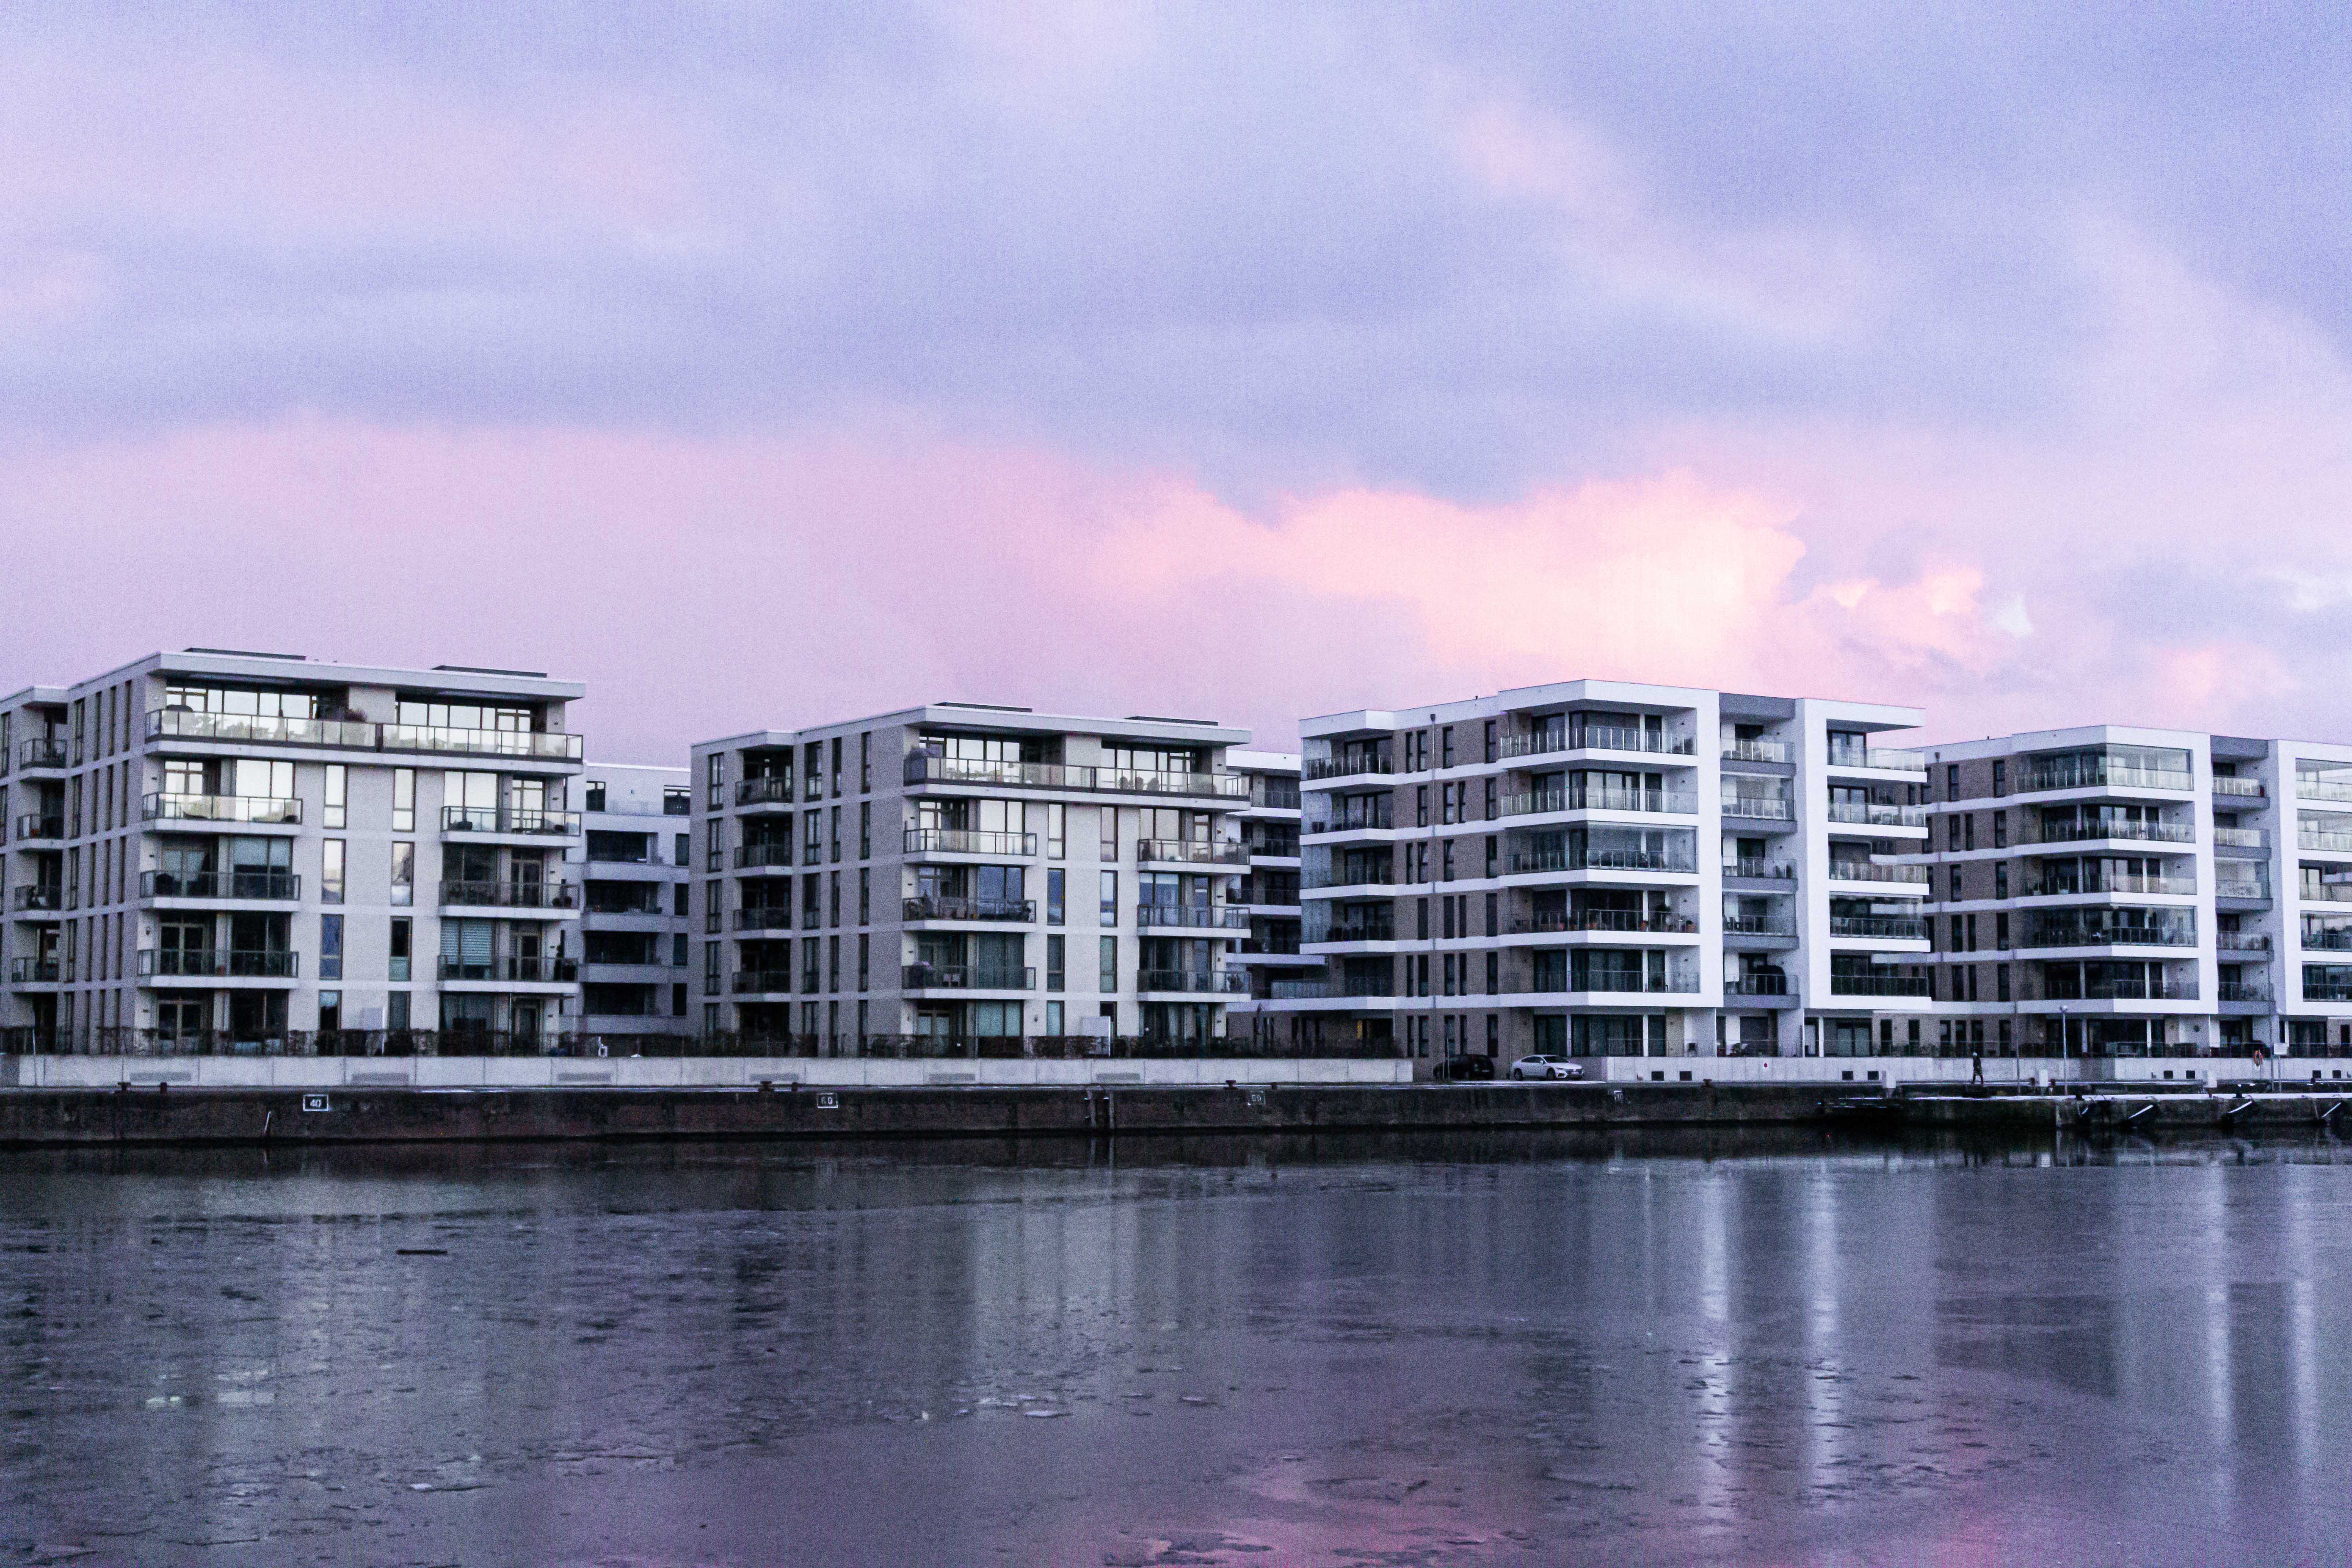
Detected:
[1221,750,1323,1047]
[575,762,692,1045]
[0,650,585,1051]
[690,706,1252,1047]
[1911,725,2352,1067]
[1269,680,1934,1067]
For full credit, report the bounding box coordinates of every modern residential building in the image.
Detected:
[690,705,1252,1048]
[0,649,586,1052]
[1909,726,2352,1066]
[1221,750,1326,1048]
[1273,681,1934,1071]
[575,762,693,1047]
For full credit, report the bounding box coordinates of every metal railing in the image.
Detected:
[443,806,579,835]
[733,908,795,931]
[1825,801,1929,828]
[438,956,580,983]
[1726,974,1791,996]
[1502,728,1694,758]
[903,828,1038,857]
[9,958,61,984]
[1306,803,1395,833]
[143,793,301,826]
[1136,905,1250,929]
[1828,915,1929,940]
[905,754,1246,798]
[2028,818,2198,845]
[1269,976,1394,1000]
[137,949,300,979]
[735,843,796,869]
[1314,921,1397,944]
[1512,909,1697,935]
[1728,858,1799,880]
[10,885,61,913]
[140,870,300,901]
[904,895,1035,923]
[438,880,580,910]
[148,708,583,760]
[1303,755,1394,781]
[1250,779,1303,810]
[902,964,1036,990]
[735,777,796,806]
[1504,787,1697,817]
[1138,969,1248,993]
[13,813,63,840]
[1828,973,1932,997]
[2022,919,2198,948]
[16,738,68,769]
[1722,915,1797,937]
[1509,972,1701,995]
[2023,760,2193,794]
[1827,862,1930,884]
[2217,980,2270,1003]
[1136,838,1248,865]
[1508,848,1698,875]
[2033,976,2200,1003]
[732,971,796,995]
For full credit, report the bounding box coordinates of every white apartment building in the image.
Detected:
[1273,681,1934,1070]
[690,705,1252,1048]
[0,650,585,1052]
[576,762,692,1046]
[1910,726,2352,1067]
[1221,750,1324,1047]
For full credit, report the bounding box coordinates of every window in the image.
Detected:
[859,802,871,860]
[324,764,346,828]
[388,918,411,982]
[804,742,822,801]
[860,732,871,792]
[1441,840,1455,881]
[707,820,724,872]
[1996,963,2011,1002]
[1484,720,1497,763]
[706,752,725,808]
[1483,779,1495,820]
[1991,760,2007,795]
[829,871,841,926]
[1100,870,1118,924]
[1047,935,1065,991]
[392,768,415,832]
[1100,806,1116,861]
[1995,911,2010,948]
[1046,1000,1063,1035]
[1946,763,1960,798]
[828,935,840,991]
[322,839,345,904]
[672,933,688,966]
[1441,727,1455,769]
[1994,864,2008,900]
[1485,951,1498,994]
[319,914,343,981]
[1047,803,1065,859]
[1966,913,1978,951]
[388,991,410,1031]
[389,842,414,907]
[1047,868,1065,924]
[675,833,690,867]
[703,1002,719,1036]
[1963,815,1975,851]
[1099,936,1117,992]
[704,941,720,986]
[1416,786,1429,828]
[1486,836,1498,877]
[583,779,606,813]
[1992,812,2007,848]
[857,933,869,991]
[1946,816,1961,852]
[1416,899,1429,940]
[859,868,870,925]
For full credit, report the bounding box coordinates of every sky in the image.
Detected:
[3,2,2350,759]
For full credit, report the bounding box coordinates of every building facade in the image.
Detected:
[0,650,585,1051]
[1271,681,1934,1069]
[1911,726,2352,1062]
[1222,750,1325,1047]
[690,705,1251,1047]
[575,762,692,1046]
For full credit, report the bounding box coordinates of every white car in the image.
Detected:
[1509,1055,1583,1081]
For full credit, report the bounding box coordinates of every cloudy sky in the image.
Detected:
[3,2,2348,757]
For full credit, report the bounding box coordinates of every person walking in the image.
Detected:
[1971,1050,1985,1087]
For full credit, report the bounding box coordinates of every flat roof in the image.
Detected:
[3,650,584,702]
[699,702,1248,751]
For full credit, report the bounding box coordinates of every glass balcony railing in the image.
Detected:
[1828,973,1933,996]
[1722,795,1796,820]
[1138,969,1247,993]
[2212,776,2265,798]
[735,844,796,869]
[2217,880,2273,902]
[2298,830,2352,854]
[1826,862,1929,884]
[1503,728,1694,759]
[1312,919,1397,944]
[381,724,582,761]
[1828,915,1929,940]
[10,886,62,913]
[2024,759,2193,794]
[1249,779,1303,810]
[2029,818,2197,846]
[2218,931,2274,951]
[143,793,301,826]
[13,814,64,840]
[1826,745,1927,772]
[1269,977,1396,1000]
[1722,915,1797,938]
[1136,906,1251,929]
[1303,755,1394,781]
[733,908,795,931]
[437,880,579,910]
[1825,801,1929,828]
[2021,873,2197,898]
[1508,972,1701,996]
[149,708,581,760]
[1508,847,1699,875]
[2298,777,2352,804]
[139,870,300,901]
[1726,974,1791,996]
[1721,740,1791,764]
[903,895,1036,923]
[904,755,1245,798]
[1136,838,1249,866]
[9,958,61,984]
[2212,827,2269,849]
[1512,909,1699,935]
[902,828,1038,857]
[735,777,796,806]
[1727,858,1799,880]
[2217,980,2270,1003]
[15,738,69,769]
[442,806,580,835]
[732,971,795,995]
[1503,787,1697,817]
[901,964,1036,991]
[437,956,579,983]
[137,949,299,979]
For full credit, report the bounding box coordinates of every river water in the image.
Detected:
[3,1129,2349,1566]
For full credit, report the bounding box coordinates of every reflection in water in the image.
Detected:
[1,1131,2348,1566]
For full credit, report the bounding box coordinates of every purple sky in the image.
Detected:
[4,4,2350,759]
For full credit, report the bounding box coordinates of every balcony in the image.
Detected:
[732,970,796,995]
[2033,976,2200,1003]
[137,949,300,980]
[901,964,1035,991]
[1306,803,1394,834]
[1504,787,1697,817]
[1722,915,1798,939]
[2299,830,2352,854]
[736,843,797,870]
[1315,919,1397,944]
[1727,858,1799,882]
[1722,794,1796,822]
[15,738,68,770]
[2212,827,2269,851]
[2299,778,2352,805]
[139,870,300,902]
[904,754,1246,799]
[1138,969,1247,994]
[147,708,582,761]
[1508,848,1698,875]
[1136,905,1251,930]
[1303,755,1394,782]
[1829,915,1929,940]
[1827,862,1930,885]
[1270,976,1395,1000]
[733,908,795,932]
[1722,740,1791,764]
[10,886,61,914]
[903,895,1036,923]
[1826,745,1927,773]
[442,806,580,836]
[2300,883,2352,903]
[1828,973,1933,997]
[2021,919,2197,949]
[9,958,61,985]
[2217,980,2270,1004]
[1511,910,1698,935]
[437,956,580,983]
[143,793,301,827]
[438,880,581,910]
[1249,779,1303,811]
[2212,776,2266,799]
[735,777,796,807]
[903,828,1038,858]
[2023,760,2193,794]
[2217,882,2273,904]
[2028,819,2198,846]
[2218,931,2274,952]
[13,814,64,840]
[1726,974,1792,997]
[1509,972,1701,996]
[1825,801,1929,828]
[1501,727,1694,759]
[1136,838,1249,866]
[2020,873,2197,898]
[2305,980,2352,1003]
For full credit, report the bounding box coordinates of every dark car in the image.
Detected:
[1432,1054,1496,1082]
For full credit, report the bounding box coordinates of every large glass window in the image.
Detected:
[323,764,346,828]
[163,685,319,719]
[394,699,531,731]
[321,840,345,904]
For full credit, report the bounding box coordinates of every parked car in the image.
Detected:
[1509,1054,1584,1081]
[1432,1053,1495,1082]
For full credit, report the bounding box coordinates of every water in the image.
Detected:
[4,1130,2350,1566]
